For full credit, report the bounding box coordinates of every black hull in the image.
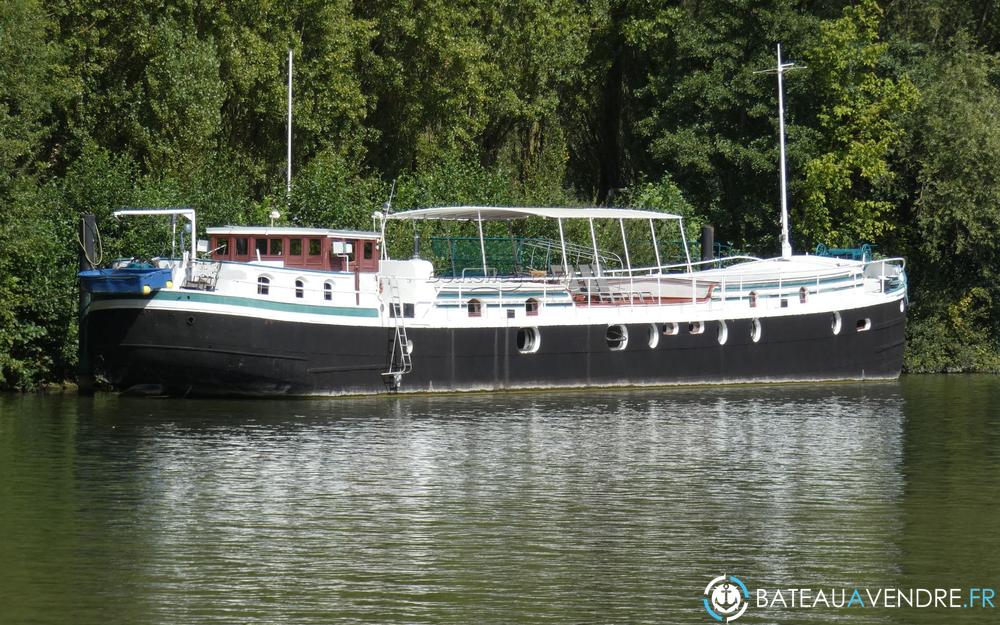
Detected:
[82,300,906,397]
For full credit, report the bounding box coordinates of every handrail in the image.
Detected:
[194,253,906,316]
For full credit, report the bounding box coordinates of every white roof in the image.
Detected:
[206,226,381,239]
[384,206,682,221]
[697,255,865,279]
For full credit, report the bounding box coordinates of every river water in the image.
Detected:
[1,376,998,624]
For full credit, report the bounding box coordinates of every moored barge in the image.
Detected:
[78,205,906,396]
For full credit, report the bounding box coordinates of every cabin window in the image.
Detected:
[662,322,679,336]
[689,321,704,335]
[749,291,758,308]
[389,303,415,318]
[525,298,539,316]
[467,299,482,317]
[257,276,270,295]
[323,282,333,301]
[856,318,871,332]
[255,238,268,257]
[330,240,354,268]
[606,324,629,351]
[308,238,322,256]
[799,286,808,304]
[289,239,302,256]
[295,279,304,298]
[363,241,374,260]
[213,237,228,258]
[235,238,249,256]
[269,238,283,256]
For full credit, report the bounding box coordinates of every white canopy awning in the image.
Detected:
[383,206,682,222]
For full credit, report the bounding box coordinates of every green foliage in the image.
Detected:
[621,0,825,251]
[7,0,1000,387]
[289,150,386,229]
[798,0,918,247]
[908,37,1000,286]
[905,289,1000,373]
[0,0,70,187]
[895,34,1000,371]
[0,180,78,390]
[886,1,1000,53]
[613,174,701,267]
[140,19,225,174]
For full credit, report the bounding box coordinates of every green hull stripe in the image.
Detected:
[96,291,379,318]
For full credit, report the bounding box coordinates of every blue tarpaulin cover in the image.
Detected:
[78,267,173,294]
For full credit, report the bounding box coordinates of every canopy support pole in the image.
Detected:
[649,219,662,274]
[557,218,569,275]
[619,218,632,276]
[679,218,693,273]
[588,218,601,276]
[477,211,488,277]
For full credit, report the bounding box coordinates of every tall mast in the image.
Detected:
[756,43,799,259]
[286,49,293,199]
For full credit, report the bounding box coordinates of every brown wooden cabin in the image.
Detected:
[205,226,382,272]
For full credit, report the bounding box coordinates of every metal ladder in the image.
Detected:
[382,279,412,391]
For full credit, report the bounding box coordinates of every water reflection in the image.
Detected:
[1,379,997,624]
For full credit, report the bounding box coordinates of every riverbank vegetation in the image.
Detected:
[3,0,1000,389]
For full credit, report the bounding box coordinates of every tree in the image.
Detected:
[0,0,69,188]
[797,0,918,247]
[621,0,826,251]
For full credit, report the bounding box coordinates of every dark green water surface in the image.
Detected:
[1,376,998,624]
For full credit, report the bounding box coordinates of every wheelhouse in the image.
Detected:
[206,226,382,272]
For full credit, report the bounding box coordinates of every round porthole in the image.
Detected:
[750,318,762,343]
[831,311,842,335]
[606,324,629,351]
[647,324,659,349]
[899,299,905,313]
[717,320,729,345]
[662,322,679,336]
[516,327,540,354]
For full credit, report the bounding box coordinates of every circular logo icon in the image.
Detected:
[704,575,749,622]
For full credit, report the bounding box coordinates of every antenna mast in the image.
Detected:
[756,43,800,259]
[286,49,293,200]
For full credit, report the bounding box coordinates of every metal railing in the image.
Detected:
[176,255,907,324]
